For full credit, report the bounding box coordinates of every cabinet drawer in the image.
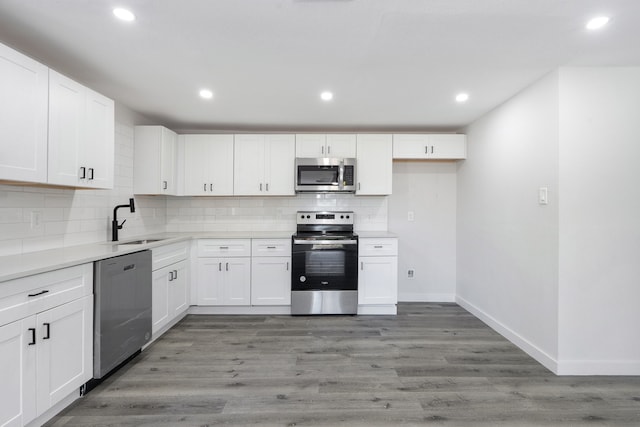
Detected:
[359,238,398,256]
[152,241,189,271]
[251,239,291,257]
[0,263,93,327]
[197,239,251,257]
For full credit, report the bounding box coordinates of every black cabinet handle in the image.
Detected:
[169,271,174,281]
[79,166,86,179]
[43,323,51,340]
[210,183,213,191]
[28,289,49,297]
[174,270,178,279]
[218,262,222,272]
[28,328,36,345]
[88,168,94,180]
[226,262,229,271]
[163,180,168,190]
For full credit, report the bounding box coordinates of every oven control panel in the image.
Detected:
[297,211,354,225]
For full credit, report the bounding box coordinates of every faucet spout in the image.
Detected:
[112,198,135,241]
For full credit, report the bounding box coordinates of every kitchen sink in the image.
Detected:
[118,239,165,245]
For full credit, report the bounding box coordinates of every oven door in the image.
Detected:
[291,237,358,291]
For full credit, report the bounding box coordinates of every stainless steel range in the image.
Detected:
[291,211,358,315]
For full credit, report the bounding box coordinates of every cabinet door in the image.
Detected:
[160,127,177,194]
[168,260,189,317]
[223,258,251,306]
[36,295,92,416]
[152,267,170,334]
[47,70,85,187]
[83,88,114,189]
[392,134,430,159]
[264,134,295,195]
[183,135,234,195]
[234,134,266,195]
[429,134,467,159]
[358,256,398,305]
[251,256,291,305]
[326,134,357,157]
[356,134,392,195]
[196,258,224,305]
[0,317,37,427]
[295,134,326,157]
[0,42,48,184]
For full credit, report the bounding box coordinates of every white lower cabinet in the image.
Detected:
[251,239,291,306]
[0,263,93,427]
[358,238,398,310]
[151,242,190,338]
[197,257,251,305]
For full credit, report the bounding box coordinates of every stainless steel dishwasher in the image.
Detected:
[93,250,152,379]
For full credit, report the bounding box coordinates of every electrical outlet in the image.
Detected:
[30,210,43,230]
[407,269,415,279]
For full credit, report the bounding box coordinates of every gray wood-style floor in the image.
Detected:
[47,303,640,426]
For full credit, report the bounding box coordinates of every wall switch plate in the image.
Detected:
[407,211,415,221]
[407,269,415,278]
[538,187,548,205]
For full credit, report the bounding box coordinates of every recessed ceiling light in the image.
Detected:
[113,8,135,22]
[320,91,334,101]
[199,89,214,99]
[586,16,610,30]
[455,93,469,103]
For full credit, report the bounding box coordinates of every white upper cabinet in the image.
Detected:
[392,134,467,159]
[356,134,393,195]
[48,70,114,188]
[180,134,234,196]
[295,134,356,158]
[0,42,49,184]
[134,126,178,195]
[234,134,295,196]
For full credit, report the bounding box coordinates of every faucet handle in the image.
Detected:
[118,219,126,229]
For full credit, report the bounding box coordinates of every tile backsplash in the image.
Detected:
[165,194,387,233]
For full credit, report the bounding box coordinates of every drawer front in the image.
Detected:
[359,238,398,257]
[0,263,93,327]
[152,241,189,271]
[197,239,251,257]
[251,239,291,257]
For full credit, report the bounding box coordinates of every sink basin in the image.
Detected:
[118,239,165,245]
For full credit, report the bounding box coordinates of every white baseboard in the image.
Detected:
[556,360,640,376]
[27,389,79,427]
[399,292,456,302]
[189,305,292,315]
[455,295,559,374]
[358,304,397,315]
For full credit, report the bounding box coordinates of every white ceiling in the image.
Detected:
[1,0,639,132]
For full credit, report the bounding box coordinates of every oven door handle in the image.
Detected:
[293,239,358,245]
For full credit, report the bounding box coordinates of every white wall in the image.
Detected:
[388,161,457,301]
[557,68,640,374]
[456,71,561,371]
[0,103,166,256]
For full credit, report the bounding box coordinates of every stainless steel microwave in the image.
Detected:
[295,158,356,193]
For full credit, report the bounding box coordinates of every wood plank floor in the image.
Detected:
[47,303,640,426]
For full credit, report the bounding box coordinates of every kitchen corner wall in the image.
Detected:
[165,194,388,233]
[0,103,166,256]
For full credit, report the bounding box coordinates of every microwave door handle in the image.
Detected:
[338,162,344,190]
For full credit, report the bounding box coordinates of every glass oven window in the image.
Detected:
[305,250,345,277]
[298,166,338,185]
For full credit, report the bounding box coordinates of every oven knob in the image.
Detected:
[300,215,304,219]
[299,276,306,282]
[306,215,310,219]
[340,215,344,219]
[346,215,350,219]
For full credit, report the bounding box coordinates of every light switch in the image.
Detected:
[408,211,415,221]
[538,187,548,205]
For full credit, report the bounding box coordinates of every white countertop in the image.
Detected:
[0,230,397,283]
